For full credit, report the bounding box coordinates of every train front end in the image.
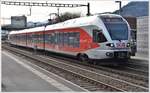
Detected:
[87,14,132,60]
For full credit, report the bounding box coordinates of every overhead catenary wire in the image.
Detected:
[1,1,90,16]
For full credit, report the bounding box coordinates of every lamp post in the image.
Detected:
[115,1,122,15]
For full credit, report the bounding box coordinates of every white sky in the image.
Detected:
[1,0,148,24]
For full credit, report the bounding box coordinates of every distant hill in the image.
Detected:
[114,1,148,17]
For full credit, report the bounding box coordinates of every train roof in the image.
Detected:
[9,14,122,35]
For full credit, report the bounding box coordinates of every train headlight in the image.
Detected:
[106,43,114,47]
[110,43,114,47]
[127,43,130,47]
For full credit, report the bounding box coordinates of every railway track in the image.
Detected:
[124,61,148,74]
[10,44,148,77]
[39,52,149,88]
[2,44,149,92]
[42,51,148,79]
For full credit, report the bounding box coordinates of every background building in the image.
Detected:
[136,16,149,58]
[11,15,27,28]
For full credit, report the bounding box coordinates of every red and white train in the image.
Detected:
[8,14,132,61]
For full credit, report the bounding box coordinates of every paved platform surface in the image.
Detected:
[131,54,149,61]
[2,50,87,92]
[130,54,149,65]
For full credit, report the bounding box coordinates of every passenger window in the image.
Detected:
[93,29,107,43]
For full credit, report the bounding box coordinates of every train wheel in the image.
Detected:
[79,54,89,62]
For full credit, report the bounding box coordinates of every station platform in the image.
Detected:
[130,53,149,65]
[131,52,149,60]
[131,56,148,62]
[2,50,87,92]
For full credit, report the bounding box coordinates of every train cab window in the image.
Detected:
[93,29,107,43]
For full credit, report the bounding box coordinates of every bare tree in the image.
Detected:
[56,12,81,22]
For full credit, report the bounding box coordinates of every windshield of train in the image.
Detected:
[101,17,128,40]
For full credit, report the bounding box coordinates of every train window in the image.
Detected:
[46,34,49,44]
[68,33,74,47]
[67,32,80,48]
[101,17,123,23]
[57,33,60,44]
[93,29,107,43]
[59,33,61,44]
[29,34,32,43]
[50,33,55,44]
[45,34,48,43]
[37,34,39,43]
[22,35,23,41]
[55,33,59,44]
[47,34,51,44]
[48,34,52,44]
[54,33,56,44]
[49,34,53,44]
[66,33,69,46]
[74,32,80,48]
[38,34,40,43]
[61,33,64,45]
[59,33,64,45]
[64,32,68,45]
[37,34,40,43]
